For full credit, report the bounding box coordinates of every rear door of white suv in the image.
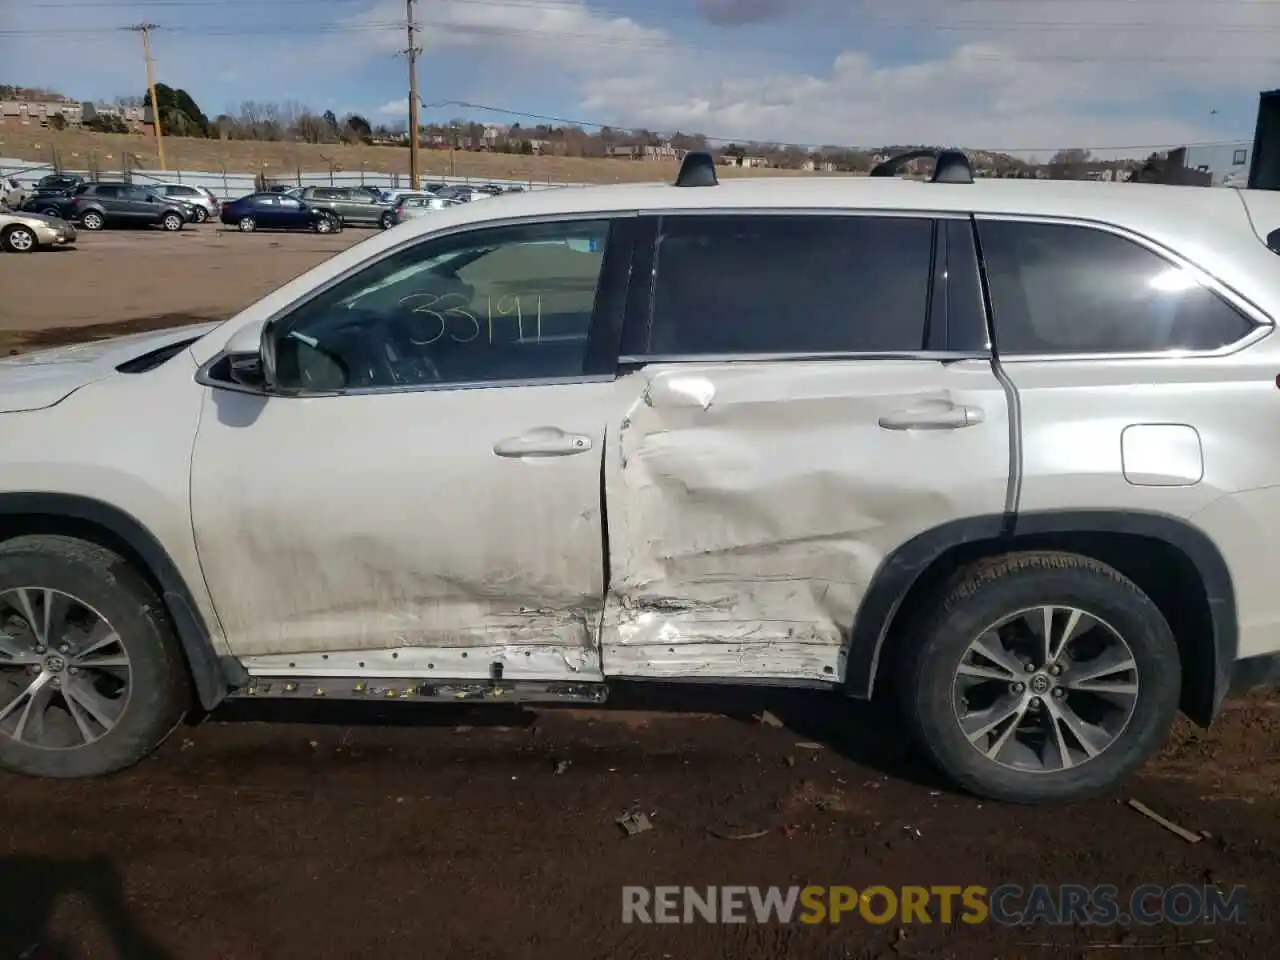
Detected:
[597,211,1014,685]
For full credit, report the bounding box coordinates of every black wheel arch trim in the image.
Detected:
[0,492,237,710]
[844,509,1238,726]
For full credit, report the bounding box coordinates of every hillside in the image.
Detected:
[0,128,823,185]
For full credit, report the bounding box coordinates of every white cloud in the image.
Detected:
[376,98,410,117]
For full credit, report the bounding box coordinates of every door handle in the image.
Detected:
[493,427,593,458]
[878,402,985,431]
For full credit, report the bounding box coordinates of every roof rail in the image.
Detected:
[675,151,718,187]
[868,148,974,184]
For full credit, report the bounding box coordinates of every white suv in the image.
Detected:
[1,150,1277,803]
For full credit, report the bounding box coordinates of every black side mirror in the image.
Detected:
[227,352,265,388]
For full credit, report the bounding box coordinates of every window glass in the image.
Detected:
[278,197,301,209]
[166,185,196,196]
[274,220,612,391]
[646,215,933,355]
[255,195,279,206]
[91,185,120,198]
[979,220,1255,355]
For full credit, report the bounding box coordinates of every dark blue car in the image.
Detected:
[220,192,341,234]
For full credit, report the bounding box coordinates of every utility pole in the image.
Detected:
[406,0,421,190]
[130,23,166,170]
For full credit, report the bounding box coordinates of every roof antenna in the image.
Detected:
[675,151,718,187]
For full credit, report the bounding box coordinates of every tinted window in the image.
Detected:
[165,185,197,197]
[90,185,120,198]
[979,221,1255,354]
[274,220,612,391]
[645,215,934,355]
[312,188,344,199]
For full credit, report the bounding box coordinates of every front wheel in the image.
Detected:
[160,213,184,232]
[0,535,189,778]
[1,225,37,253]
[314,214,338,234]
[41,206,61,218]
[380,211,396,230]
[898,551,1180,804]
[238,216,256,233]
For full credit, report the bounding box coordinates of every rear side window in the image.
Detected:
[645,214,934,355]
[165,185,197,197]
[90,185,120,198]
[979,220,1255,355]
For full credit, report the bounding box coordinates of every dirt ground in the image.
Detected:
[1,227,1279,959]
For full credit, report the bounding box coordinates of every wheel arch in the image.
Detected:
[0,493,242,711]
[845,510,1237,728]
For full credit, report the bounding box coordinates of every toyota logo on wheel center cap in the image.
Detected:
[1029,673,1052,695]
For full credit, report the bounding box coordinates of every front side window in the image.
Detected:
[272,219,612,392]
[644,214,934,355]
[978,220,1256,355]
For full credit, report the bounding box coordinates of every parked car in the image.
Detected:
[24,181,190,231]
[0,208,76,252]
[295,186,391,226]
[2,178,28,210]
[383,193,461,228]
[149,182,220,223]
[32,173,86,196]
[355,185,386,201]
[4,150,1280,807]
[379,185,443,205]
[434,184,491,203]
[219,192,341,233]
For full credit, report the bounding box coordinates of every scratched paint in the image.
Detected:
[600,360,1012,682]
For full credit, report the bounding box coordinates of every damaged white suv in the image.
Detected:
[2,150,1279,804]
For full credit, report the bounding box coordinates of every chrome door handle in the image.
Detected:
[878,403,985,431]
[493,427,593,458]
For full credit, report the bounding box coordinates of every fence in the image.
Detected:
[0,156,577,201]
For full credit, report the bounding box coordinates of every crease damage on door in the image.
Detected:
[600,365,977,683]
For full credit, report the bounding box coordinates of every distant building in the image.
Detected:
[802,159,837,172]
[0,99,83,127]
[1181,141,1252,186]
[606,141,686,161]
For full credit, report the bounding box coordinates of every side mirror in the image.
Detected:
[223,321,276,391]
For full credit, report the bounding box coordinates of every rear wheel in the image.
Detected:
[1,224,37,253]
[80,211,105,231]
[193,206,209,223]
[0,535,189,778]
[237,216,256,233]
[898,552,1181,804]
[315,214,338,234]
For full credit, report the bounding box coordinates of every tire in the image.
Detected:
[161,213,184,232]
[1,224,37,253]
[193,207,209,223]
[238,216,256,233]
[315,214,337,234]
[41,206,61,218]
[0,535,189,778]
[380,211,395,230]
[80,211,105,231]
[897,551,1180,805]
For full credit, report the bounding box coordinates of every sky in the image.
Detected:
[1,0,1277,158]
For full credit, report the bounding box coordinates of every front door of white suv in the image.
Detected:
[189,216,630,681]
[598,212,1013,684]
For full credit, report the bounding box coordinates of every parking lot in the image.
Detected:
[1,224,1279,959]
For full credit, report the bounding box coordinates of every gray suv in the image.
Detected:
[150,182,220,223]
[296,186,390,226]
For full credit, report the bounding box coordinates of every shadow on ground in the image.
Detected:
[211,681,949,793]
[0,856,173,960]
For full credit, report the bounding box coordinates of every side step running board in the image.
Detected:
[231,676,609,705]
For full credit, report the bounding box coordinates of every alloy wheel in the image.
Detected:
[7,228,35,252]
[952,605,1140,773]
[0,588,132,749]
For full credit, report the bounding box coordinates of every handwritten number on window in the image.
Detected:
[398,292,480,344]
